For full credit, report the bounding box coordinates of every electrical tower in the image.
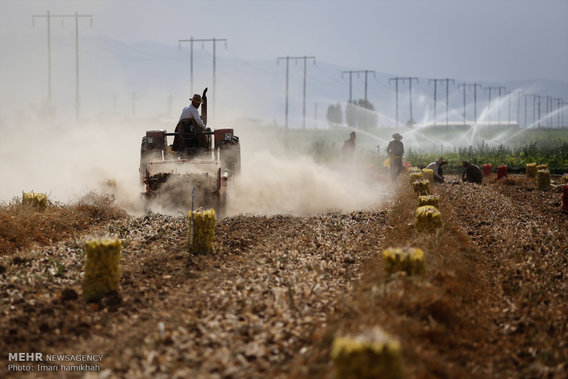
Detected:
[277,56,316,129]
[506,90,511,126]
[33,11,93,121]
[458,82,467,124]
[464,83,482,123]
[343,70,375,105]
[496,87,506,125]
[534,95,542,128]
[389,77,418,125]
[515,90,523,128]
[429,78,454,126]
[484,87,501,125]
[179,37,227,122]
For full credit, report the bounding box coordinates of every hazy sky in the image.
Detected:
[2,0,568,82]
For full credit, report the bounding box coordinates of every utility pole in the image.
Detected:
[277,56,316,129]
[442,79,454,125]
[428,79,440,125]
[429,78,454,125]
[361,70,375,104]
[485,87,501,125]
[407,77,418,125]
[179,37,227,121]
[507,90,513,126]
[390,77,418,125]
[531,94,537,126]
[523,94,528,128]
[389,77,401,125]
[32,12,93,120]
[546,96,553,127]
[556,98,563,127]
[341,71,356,103]
[516,90,522,128]
[458,82,467,124]
[464,83,482,123]
[33,11,92,121]
[495,87,506,125]
[535,95,542,128]
[32,11,53,114]
[178,37,195,95]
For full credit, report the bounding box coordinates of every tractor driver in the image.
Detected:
[172,89,209,152]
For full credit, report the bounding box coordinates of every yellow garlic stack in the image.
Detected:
[416,205,443,231]
[536,169,551,191]
[22,192,47,212]
[189,208,216,254]
[409,171,423,184]
[418,195,440,208]
[382,247,425,277]
[331,327,403,379]
[412,180,431,196]
[525,163,537,178]
[82,239,122,301]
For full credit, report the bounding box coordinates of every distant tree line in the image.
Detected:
[326,99,378,130]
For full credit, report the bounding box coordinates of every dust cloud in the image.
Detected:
[227,150,386,216]
[0,118,148,213]
[0,115,389,217]
[225,123,388,216]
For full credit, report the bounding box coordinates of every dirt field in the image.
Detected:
[1,174,567,378]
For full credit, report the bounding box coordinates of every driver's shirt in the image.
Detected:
[179,104,206,129]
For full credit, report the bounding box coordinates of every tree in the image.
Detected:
[326,103,343,126]
[346,99,378,129]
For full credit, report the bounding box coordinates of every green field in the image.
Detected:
[248,124,568,174]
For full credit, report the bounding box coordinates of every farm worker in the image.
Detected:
[342,131,356,158]
[173,89,209,151]
[426,157,449,183]
[461,161,483,184]
[386,133,404,182]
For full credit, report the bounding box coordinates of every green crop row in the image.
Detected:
[406,142,568,174]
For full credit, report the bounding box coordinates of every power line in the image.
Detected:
[556,98,563,127]
[515,90,523,127]
[277,56,316,129]
[464,83,482,122]
[342,70,375,105]
[458,82,467,124]
[506,90,511,126]
[33,11,93,121]
[32,11,53,113]
[484,86,501,125]
[496,86,506,125]
[429,78,454,125]
[179,37,227,121]
[389,77,418,125]
[523,93,528,128]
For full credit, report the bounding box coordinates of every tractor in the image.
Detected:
[139,124,240,215]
